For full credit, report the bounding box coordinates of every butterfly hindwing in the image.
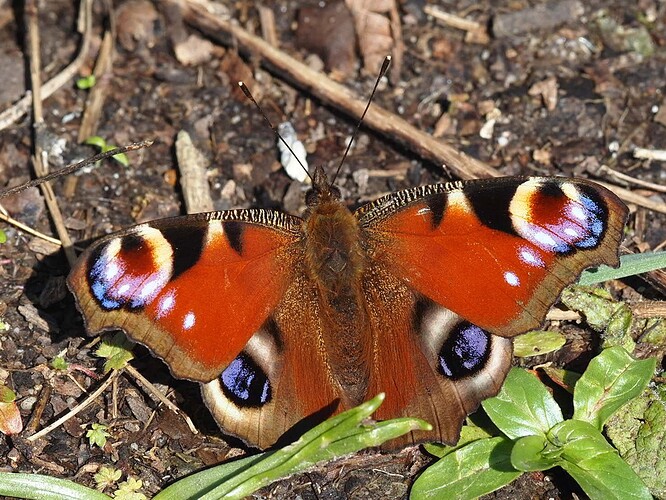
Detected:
[67,210,301,381]
[202,268,349,449]
[358,176,628,337]
[362,262,513,446]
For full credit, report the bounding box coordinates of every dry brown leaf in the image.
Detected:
[219,52,258,101]
[345,0,404,81]
[296,2,357,79]
[528,76,559,111]
[116,0,160,52]
[174,34,219,66]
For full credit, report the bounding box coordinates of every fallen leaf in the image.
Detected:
[345,0,404,80]
[174,34,219,66]
[296,2,357,79]
[116,0,160,52]
[528,76,559,111]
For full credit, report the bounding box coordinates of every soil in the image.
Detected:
[0,0,664,498]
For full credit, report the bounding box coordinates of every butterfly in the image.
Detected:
[67,167,627,449]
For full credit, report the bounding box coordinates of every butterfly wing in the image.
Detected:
[351,176,626,445]
[201,268,348,448]
[363,262,513,446]
[67,210,301,382]
[358,176,628,337]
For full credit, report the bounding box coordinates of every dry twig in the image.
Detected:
[125,365,199,435]
[27,371,119,442]
[25,0,76,265]
[178,0,498,180]
[0,0,93,131]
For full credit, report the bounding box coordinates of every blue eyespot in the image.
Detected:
[221,352,271,407]
[438,322,490,379]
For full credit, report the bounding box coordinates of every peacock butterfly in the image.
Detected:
[67,153,628,449]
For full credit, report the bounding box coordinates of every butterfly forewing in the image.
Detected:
[357,176,628,337]
[67,210,301,381]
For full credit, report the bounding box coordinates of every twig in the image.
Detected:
[26,0,76,266]
[27,371,119,442]
[546,310,582,322]
[632,300,666,319]
[633,147,666,162]
[178,0,499,180]
[175,131,214,213]
[0,211,63,246]
[258,5,278,46]
[23,384,52,435]
[596,180,666,215]
[78,30,115,141]
[0,0,93,131]
[0,141,154,198]
[125,365,199,435]
[599,164,666,194]
[423,5,484,32]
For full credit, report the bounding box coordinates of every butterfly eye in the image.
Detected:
[329,185,341,200]
[437,322,491,379]
[220,352,272,407]
[305,188,320,207]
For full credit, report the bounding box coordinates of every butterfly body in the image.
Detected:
[68,173,627,449]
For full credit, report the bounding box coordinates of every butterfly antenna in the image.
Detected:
[238,82,313,184]
[330,55,392,186]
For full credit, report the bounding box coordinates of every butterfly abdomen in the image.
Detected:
[302,196,373,405]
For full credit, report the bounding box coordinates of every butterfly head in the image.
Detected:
[305,165,342,207]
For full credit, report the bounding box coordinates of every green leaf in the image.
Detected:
[0,229,6,244]
[0,384,16,404]
[482,368,563,440]
[552,420,652,499]
[94,466,123,491]
[51,356,69,371]
[84,137,129,166]
[95,333,134,372]
[85,136,108,149]
[573,347,656,429]
[423,424,493,458]
[513,330,566,358]
[578,251,666,285]
[540,365,581,394]
[510,434,560,471]
[114,478,146,500]
[410,437,521,499]
[86,423,111,448]
[0,472,111,500]
[100,144,129,167]
[639,317,666,347]
[76,75,97,89]
[606,383,666,497]
[156,394,430,500]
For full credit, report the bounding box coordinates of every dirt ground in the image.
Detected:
[0,0,664,498]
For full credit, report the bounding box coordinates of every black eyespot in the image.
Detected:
[220,352,272,407]
[120,233,145,252]
[438,322,491,379]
